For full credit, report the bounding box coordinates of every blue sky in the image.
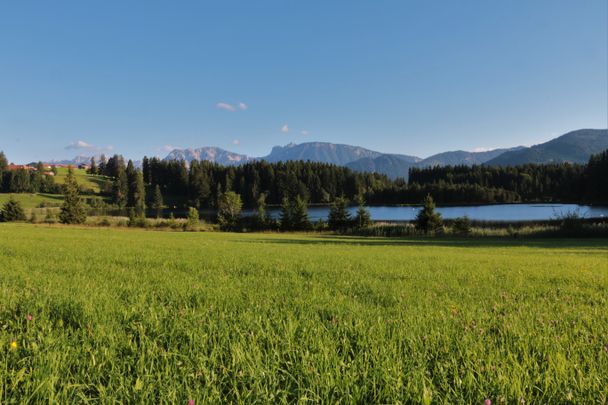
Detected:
[1,1,606,163]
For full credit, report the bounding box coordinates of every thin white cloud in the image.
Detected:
[65,140,94,150]
[232,139,241,146]
[216,102,236,112]
[300,130,309,136]
[65,140,112,152]
[281,124,289,133]
[472,147,494,153]
[238,102,248,110]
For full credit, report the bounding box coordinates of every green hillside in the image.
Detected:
[52,167,109,193]
[0,193,63,209]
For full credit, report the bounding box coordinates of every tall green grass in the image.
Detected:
[0,224,607,403]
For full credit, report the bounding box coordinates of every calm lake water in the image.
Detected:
[251,204,608,222]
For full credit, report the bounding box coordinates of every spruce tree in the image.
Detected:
[291,196,310,231]
[89,157,97,175]
[98,154,107,176]
[112,166,128,208]
[133,170,146,217]
[328,196,351,231]
[189,160,211,208]
[279,196,292,230]
[0,151,7,172]
[354,194,372,228]
[0,197,26,222]
[59,168,87,224]
[152,185,164,218]
[126,160,137,207]
[415,194,442,233]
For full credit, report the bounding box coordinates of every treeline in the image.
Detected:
[2,148,608,208]
[408,154,608,203]
[139,157,392,208]
[0,153,60,194]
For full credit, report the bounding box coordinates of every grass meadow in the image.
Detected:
[0,223,607,403]
[52,168,107,193]
[0,193,63,209]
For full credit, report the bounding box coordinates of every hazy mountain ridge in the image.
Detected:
[261,142,389,165]
[164,147,252,166]
[161,129,608,178]
[30,129,607,178]
[28,155,99,166]
[417,147,525,167]
[485,129,608,166]
[346,154,420,179]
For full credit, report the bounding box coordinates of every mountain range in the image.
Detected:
[41,128,608,179]
[161,129,607,179]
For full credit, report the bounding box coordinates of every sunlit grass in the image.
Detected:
[52,168,107,193]
[0,223,607,403]
[0,193,63,209]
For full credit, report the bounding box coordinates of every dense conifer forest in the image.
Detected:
[1,149,607,209]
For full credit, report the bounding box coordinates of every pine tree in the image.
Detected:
[112,166,128,208]
[0,151,7,172]
[415,194,442,233]
[291,196,310,231]
[59,168,87,224]
[98,154,107,176]
[0,152,6,192]
[0,197,26,222]
[126,160,137,207]
[189,160,211,208]
[152,185,164,219]
[89,157,97,175]
[328,196,352,231]
[279,196,292,230]
[133,170,146,216]
[354,194,372,228]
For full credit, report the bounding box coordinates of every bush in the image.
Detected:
[554,209,585,235]
[44,209,58,224]
[0,197,26,222]
[506,225,519,238]
[452,216,472,236]
[187,207,200,229]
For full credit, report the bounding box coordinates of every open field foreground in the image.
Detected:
[0,224,607,403]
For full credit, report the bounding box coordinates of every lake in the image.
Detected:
[251,204,608,222]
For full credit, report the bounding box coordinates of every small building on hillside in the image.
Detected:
[7,164,36,171]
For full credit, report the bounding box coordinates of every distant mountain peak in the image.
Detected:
[164,146,251,166]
